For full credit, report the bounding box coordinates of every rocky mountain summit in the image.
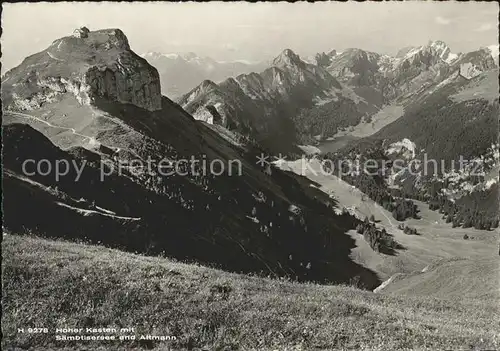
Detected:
[453,47,498,79]
[326,48,383,86]
[3,27,162,112]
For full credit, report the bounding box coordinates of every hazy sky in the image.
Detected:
[2,1,498,71]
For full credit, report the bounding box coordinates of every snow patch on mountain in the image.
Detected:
[386,138,416,159]
[378,55,401,73]
[298,145,321,155]
[446,53,458,64]
[313,96,336,106]
[459,62,483,79]
[431,40,456,62]
[486,44,499,65]
[302,55,317,64]
[425,70,461,96]
[191,106,216,124]
[403,47,423,61]
[400,40,458,65]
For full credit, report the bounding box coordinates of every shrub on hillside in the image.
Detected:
[357,221,399,253]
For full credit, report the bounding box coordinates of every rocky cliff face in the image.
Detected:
[327,48,382,87]
[83,51,161,110]
[3,28,162,112]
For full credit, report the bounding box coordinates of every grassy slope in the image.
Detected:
[278,160,497,279]
[450,70,499,104]
[379,257,499,300]
[2,234,497,351]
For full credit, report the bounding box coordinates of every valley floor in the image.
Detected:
[2,234,498,351]
[279,159,498,280]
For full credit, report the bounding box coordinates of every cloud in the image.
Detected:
[475,23,494,32]
[435,16,451,25]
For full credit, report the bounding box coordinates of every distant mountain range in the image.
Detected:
[179,41,498,147]
[141,51,268,98]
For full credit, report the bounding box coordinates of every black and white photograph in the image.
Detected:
[1,1,499,350]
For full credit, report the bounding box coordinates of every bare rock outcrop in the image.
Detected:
[3,28,162,112]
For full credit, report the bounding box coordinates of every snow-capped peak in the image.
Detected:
[428,40,458,63]
[401,40,457,64]
[428,40,449,53]
[403,46,424,60]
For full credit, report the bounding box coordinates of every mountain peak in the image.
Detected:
[326,49,338,57]
[427,40,457,63]
[4,27,162,112]
[282,48,296,57]
[199,79,218,90]
[184,52,198,60]
[74,28,131,51]
[272,49,305,69]
[400,40,456,64]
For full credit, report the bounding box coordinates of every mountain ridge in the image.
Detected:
[179,48,376,150]
[141,51,268,98]
[2,27,382,287]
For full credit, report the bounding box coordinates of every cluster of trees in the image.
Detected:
[390,198,419,221]
[322,151,419,222]
[428,185,499,230]
[397,223,418,235]
[356,217,397,253]
[372,92,498,165]
[448,209,498,230]
[328,90,497,231]
[325,131,497,232]
[292,99,363,143]
[385,166,498,232]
